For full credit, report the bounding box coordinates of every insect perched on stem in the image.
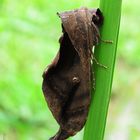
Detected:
[42,7,104,140]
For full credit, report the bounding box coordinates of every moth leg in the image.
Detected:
[91,67,95,90]
[90,49,107,69]
[92,76,95,90]
[100,38,113,44]
[92,56,107,69]
[97,34,113,44]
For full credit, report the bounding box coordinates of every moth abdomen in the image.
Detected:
[49,129,70,140]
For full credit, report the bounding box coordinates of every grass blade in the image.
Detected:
[83,0,122,140]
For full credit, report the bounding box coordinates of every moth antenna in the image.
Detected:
[94,33,113,44]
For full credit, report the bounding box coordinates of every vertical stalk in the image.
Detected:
[84,0,122,140]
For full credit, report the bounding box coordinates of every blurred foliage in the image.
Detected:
[0,0,140,140]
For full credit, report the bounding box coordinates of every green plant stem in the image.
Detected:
[83,0,122,140]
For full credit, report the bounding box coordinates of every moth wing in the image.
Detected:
[58,8,95,54]
[42,32,81,124]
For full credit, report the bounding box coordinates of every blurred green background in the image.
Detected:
[0,0,140,140]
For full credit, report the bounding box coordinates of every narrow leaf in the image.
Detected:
[84,0,122,140]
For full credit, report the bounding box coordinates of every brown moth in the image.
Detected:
[42,8,103,140]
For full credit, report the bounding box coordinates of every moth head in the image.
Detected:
[92,8,103,27]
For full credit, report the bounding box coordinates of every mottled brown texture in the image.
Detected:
[42,8,103,140]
